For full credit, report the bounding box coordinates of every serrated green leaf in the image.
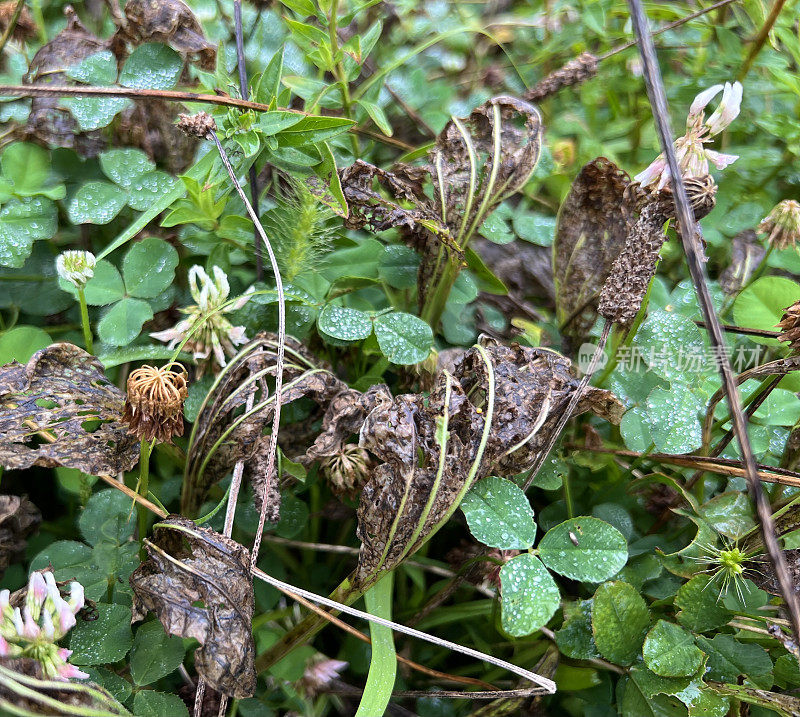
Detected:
[79,489,136,546]
[646,385,703,454]
[30,541,106,602]
[674,574,732,632]
[97,297,153,346]
[373,311,432,364]
[499,553,560,636]
[68,181,127,225]
[119,43,183,89]
[133,690,189,717]
[696,634,773,689]
[66,51,117,84]
[538,517,627,582]
[379,245,419,289]
[592,581,650,666]
[643,620,704,677]
[554,600,599,660]
[63,96,131,131]
[460,476,536,549]
[700,491,756,539]
[122,237,178,298]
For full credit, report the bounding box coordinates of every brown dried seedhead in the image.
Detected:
[321,444,372,497]
[177,112,216,139]
[778,302,800,351]
[122,363,188,443]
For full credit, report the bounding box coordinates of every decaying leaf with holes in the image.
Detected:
[0,658,130,715]
[0,496,41,579]
[553,158,635,341]
[352,338,622,589]
[341,96,542,321]
[181,333,373,517]
[0,344,139,476]
[119,0,216,70]
[130,516,255,699]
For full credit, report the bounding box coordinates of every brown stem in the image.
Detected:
[738,0,789,81]
[628,0,800,652]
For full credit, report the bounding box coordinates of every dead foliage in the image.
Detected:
[553,157,635,340]
[341,96,543,312]
[0,495,40,579]
[719,229,765,296]
[0,344,139,476]
[352,339,621,587]
[0,1,37,42]
[119,0,216,70]
[23,7,108,153]
[130,516,256,699]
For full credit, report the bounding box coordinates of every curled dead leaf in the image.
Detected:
[720,229,765,296]
[0,496,41,579]
[553,158,635,341]
[120,0,216,70]
[130,516,256,699]
[0,344,139,476]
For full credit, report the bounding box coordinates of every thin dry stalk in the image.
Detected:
[208,130,286,572]
[627,0,800,652]
[251,567,557,694]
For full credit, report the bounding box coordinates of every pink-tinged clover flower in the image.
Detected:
[635,82,742,191]
[0,571,87,681]
[151,265,253,377]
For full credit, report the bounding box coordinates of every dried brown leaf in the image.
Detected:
[553,158,635,339]
[120,0,216,70]
[0,496,40,579]
[0,343,139,476]
[0,1,37,42]
[353,339,622,587]
[23,7,108,154]
[182,334,353,516]
[130,516,256,699]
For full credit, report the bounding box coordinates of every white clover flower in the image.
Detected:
[56,250,96,289]
[150,265,253,377]
[635,82,742,191]
[0,571,88,680]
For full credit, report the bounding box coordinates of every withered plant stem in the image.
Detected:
[522,319,612,491]
[207,129,285,574]
[627,0,800,651]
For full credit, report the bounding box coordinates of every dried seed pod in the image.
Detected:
[122,363,188,443]
[760,200,800,250]
[177,112,216,139]
[778,302,800,351]
[525,53,598,103]
[321,444,372,497]
[598,201,669,327]
[720,229,764,296]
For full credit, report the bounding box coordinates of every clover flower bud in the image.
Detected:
[56,250,96,289]
[759,199,800,250]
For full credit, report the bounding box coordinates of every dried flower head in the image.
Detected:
[777,301,800,350]
[55,251,96,289]
[321,444,371,496]
[0,571,87,680]
[636,82,742,190]
[122,363,188,443]
[151,265,253,376]
[759,200,800,250]
[177,112,216,139]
